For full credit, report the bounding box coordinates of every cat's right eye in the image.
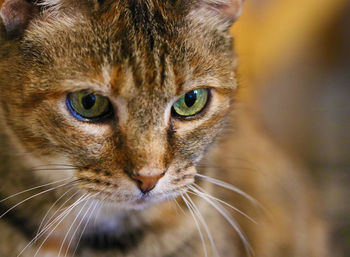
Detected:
[66,91,113,122]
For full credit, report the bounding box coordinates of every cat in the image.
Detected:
[0,0,329,256]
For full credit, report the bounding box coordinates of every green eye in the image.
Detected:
[66,91,113,121]
[172,89,209,118]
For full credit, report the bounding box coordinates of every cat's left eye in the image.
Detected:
[66,91,113,122]
[172,88,210,118]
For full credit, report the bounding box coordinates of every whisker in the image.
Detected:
[195,174,260,205]
[38,191,80,237]
[181,194,208,257]
[190,184,257,224]
[36,194,88,238]
[198,157,257,170]
[0,177,73,203]
[31,164,77,169]
[32,168,77,172]
[184,192,220,257]
[36,187,75,236]
[0,179,76,220]
[64,198,98,257]
[173,198,186,216]
[189,186,254,257]
[92,200,104,228]
[72,198,102,257]
[33,194,94,257]
[17,193,90,257]
[58,196,92,257]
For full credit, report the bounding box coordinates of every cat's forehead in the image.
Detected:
[24,0,236,98]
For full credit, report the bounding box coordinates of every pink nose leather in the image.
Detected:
[131,173,164,193]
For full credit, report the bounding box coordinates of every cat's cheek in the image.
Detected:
[34,157,75,182]
[169,98,231,164]
[155,166,197,193]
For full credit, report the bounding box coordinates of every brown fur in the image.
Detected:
[0,0,328,256]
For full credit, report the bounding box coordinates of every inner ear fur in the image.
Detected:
[192,0,243,30]
[206,0,243,21]
[0,0,39,37]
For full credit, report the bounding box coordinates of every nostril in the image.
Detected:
[131,173,165,193]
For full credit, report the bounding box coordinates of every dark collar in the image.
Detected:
[78,225,145,254]
[0,197,37,240]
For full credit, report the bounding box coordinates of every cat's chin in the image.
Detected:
[95,190,184,211]
[133,193,182,210]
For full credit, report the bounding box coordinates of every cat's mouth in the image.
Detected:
[74,166,196,209]
[124,188,186,210]
[136,188,184,202]
[77,178,191,210]
[88,192,183,211]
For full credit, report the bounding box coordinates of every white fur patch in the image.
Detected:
[38,0,63,8]
[113,97,129,127]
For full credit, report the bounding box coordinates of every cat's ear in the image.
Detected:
[0,0,39,37]
[190,0,243,31]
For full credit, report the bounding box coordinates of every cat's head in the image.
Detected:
[0,0,242,209]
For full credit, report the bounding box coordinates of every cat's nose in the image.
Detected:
[131,173,165,193]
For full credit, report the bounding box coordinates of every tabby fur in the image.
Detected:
[0,0,328,256]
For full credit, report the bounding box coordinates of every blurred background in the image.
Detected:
[231,0,349,256]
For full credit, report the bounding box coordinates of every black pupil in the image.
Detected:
[82,94,96,110]
[185,90,197,107]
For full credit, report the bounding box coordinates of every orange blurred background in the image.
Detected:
[232,0,350,256]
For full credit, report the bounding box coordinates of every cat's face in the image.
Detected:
[0,0,239,209]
